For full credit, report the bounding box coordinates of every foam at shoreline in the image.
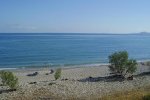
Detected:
[0,59,149,71]
[0,68,18,70]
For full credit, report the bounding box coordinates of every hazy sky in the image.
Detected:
[0,0,150,33]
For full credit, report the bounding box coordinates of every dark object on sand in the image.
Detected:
[27,72,38,76]
[127,75,133,80]
[50,69,54,74]
[61,78,68,81]
[28,82,37,84]
[48,82,56,85]
[89,76,93,79]
[45,69,54,75]
[140,62,145,65]
[0,89,17,94]
[45,73,49,75]
[138,72,150,76]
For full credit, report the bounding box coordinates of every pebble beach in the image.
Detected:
[0,62,150,100]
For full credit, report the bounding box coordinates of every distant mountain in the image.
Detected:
[138,32,150,34]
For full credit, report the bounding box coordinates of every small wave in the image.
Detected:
[0,68,18,70]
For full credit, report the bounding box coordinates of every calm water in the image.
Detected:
[0,33,150,68]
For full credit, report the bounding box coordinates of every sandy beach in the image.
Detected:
[0,62,150,100]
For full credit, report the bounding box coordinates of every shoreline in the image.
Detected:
[0,59,150,71]
[0,62,109,71]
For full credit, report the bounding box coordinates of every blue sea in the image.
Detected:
[0,33,150,69]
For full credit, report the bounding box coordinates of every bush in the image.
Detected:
[143,94,150,100]
[108,51,137,78]
[0,71,18,89]
[54,68,61,80]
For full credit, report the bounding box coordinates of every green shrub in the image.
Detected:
[143,94,150,100]
[108,51,137,78]
[54,68,61,80]
[0,71,18,89]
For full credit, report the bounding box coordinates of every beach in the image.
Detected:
[0,62,150,100]
[1,0,150,99]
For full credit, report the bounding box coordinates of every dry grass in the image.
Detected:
[100,86,150,100]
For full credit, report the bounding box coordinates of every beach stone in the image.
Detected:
[127,75,133,80]
[45,73,49,75]
[28,82,37,84]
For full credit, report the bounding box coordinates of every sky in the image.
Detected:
[0,0,150,33]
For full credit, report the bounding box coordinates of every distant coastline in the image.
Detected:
[0,32,150,35]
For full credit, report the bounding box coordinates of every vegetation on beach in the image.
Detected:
[108,51,137,78]
[0,71,18,90]
[101,86,150,100]
[54,68,62,80]
[143,94,150,100]
[5,85,150,100]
